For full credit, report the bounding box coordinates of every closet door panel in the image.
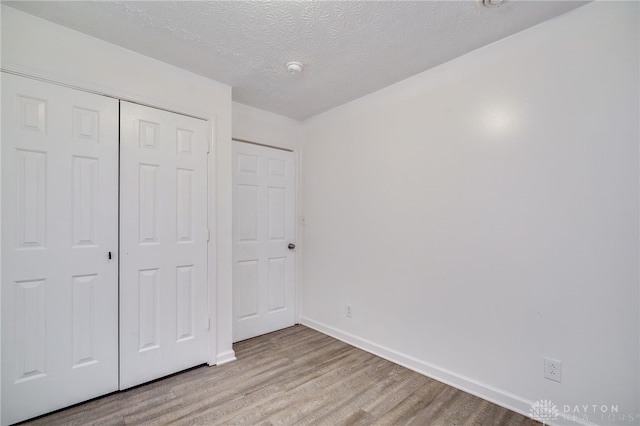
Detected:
[1,73,119,425]
[119,101,209,389]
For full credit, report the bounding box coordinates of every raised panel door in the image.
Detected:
[1,73,119,425]
[232,141,296,342]
[119,101,209,389]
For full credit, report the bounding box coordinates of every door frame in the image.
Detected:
[0,68,221,370]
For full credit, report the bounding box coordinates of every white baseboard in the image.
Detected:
[216,350,237,365]
[300,317,597,426]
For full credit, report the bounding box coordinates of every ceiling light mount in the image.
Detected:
[285,61,303,75]
[482,0,506,7]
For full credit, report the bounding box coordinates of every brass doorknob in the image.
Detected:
[288,243,296,250]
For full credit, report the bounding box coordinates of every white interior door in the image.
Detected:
[1,73,119,425]
[232,141,296,342]
[119,101,209,389]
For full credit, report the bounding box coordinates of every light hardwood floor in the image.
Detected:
[23,325,539,425]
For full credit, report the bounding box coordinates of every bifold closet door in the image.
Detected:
[1,73,119,425]
[119,101,209,390]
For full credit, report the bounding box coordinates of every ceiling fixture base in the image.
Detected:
[482,0,506,7]
[285,61,303,75]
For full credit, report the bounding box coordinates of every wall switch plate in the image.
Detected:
[544,357,562,382]
[346,304,352,318]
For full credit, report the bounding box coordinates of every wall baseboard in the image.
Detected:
[299,317,597,426]
[215,350,237,366]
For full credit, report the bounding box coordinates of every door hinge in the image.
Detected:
[206,228,211,242]
[207,317,211,331]
[207,138,212,154]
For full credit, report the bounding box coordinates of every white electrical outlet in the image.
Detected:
[544,357,562,382]
[346,304,352,318]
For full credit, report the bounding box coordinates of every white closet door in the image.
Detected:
[1,73,119,425]
[232,141,296,342]
[119,101,209,389]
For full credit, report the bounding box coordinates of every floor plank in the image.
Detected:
[21,325,540,426]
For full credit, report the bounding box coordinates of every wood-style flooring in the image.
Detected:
[23,325,539,425]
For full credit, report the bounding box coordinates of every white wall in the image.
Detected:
[232,102,301,151]
[0,5,236,369]
[300,2,639,425]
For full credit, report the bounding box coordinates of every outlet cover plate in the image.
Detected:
[544,357,562,383]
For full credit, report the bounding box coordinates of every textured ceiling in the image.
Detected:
[5,1,589,120]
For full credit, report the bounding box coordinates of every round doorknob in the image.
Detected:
[288,243,296,250]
